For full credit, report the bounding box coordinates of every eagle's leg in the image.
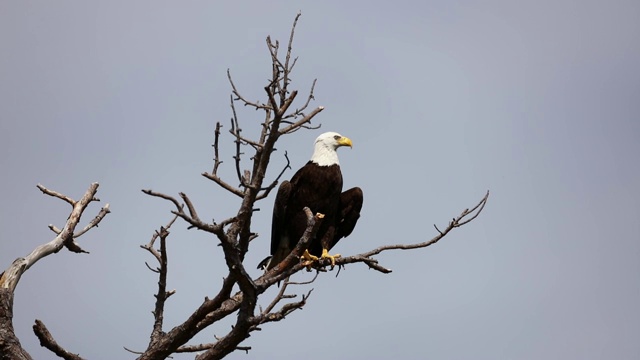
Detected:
[320,248,341,269]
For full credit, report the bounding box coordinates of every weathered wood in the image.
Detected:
[0,289,33,360]
[0,183,109,358]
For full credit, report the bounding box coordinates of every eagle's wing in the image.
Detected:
[332,187,364,248]
[258,180,293,270]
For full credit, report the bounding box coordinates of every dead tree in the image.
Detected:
[0,12,488,360]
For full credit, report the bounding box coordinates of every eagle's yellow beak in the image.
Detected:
[338,136,353,148]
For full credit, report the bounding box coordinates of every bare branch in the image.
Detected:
[262,278,291,315]
[229,105,249,188]
[212,121,223,174]
[33,319,85,360]
[261,271,319,316]
[36,184,76,206]
[335,191,490,273]
[176,343,214,353]
[179,192,201,223]
[142,245,161,264]
[0,183,109,292]
[287,272,320,285]
[256,151,291,200]
[256,289,313,326]
[457,190,489,226]
[277,90,297,117]
[48,224,62,234]
[294,78,318,115]
[264,75,280,113]
[150,225,172,343]
[124,346,144,355]
[282,11,302,101]
[278,105,324,135]
[227,69,270,110]
[142,189,226,235]
[140,214,179,260]
[265,36,284,98]
[177,342,251,354]
[201,172,245,198]
[141,189,182,212]
[144,262,160,273]
[73,204,111,238]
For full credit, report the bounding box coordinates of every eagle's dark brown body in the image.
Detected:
[265,161,363,270]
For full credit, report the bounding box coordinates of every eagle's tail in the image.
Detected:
[257,256,272,271]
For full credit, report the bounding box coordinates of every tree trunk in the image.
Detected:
[0,289,32,360]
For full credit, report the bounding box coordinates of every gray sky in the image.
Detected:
[1,1,639,359]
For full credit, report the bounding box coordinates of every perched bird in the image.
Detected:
[259,132,363,270]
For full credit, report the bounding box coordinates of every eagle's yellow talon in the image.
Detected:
[299,249,341,269]
[301,249,318,262]
[301,250,318,270]
[321,248,341,269]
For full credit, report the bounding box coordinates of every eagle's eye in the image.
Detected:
[333,135,341,140]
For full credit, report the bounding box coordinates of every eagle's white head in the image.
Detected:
[310,132,353,166]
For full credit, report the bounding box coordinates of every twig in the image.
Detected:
[48,224,62,234]
[229,103,248,188]
[257,151,291,200]
[143,189,229,234]
[287,271,320,285]
[144,262,160,273]
[227,69,270,110]
[73,204,111,238]
[278,106,324,134]
[176,343,214,353]
[282,11,302,102]
[201,172,245,198]
[261,271,319,317]
[262,278,291,315]
[256,289,313,325]
[296,79,317,115]
[264,75,280,113]
[176,343,251,354]
[36,184,76,206]
[123,347,144,355]
[141,189,183,212]
[212,122,223,174]
[265,36,284,98]
[179,192,201,222]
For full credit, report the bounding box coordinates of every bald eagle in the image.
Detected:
[259,132,363,270]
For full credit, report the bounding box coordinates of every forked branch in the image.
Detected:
[140,215,179,347]
[0,183,109,359]
[0,183,110,292]
[141,189,233,235]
